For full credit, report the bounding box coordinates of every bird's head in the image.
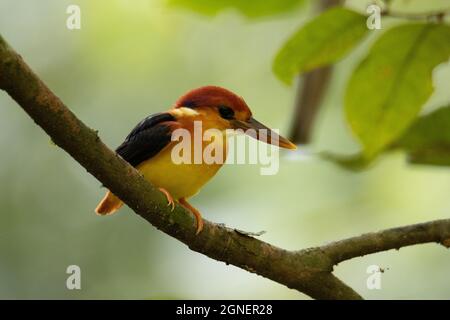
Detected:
[174,86,296,149]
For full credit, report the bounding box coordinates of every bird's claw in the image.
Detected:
[179,198,204,235]
[168,200,175,211]
[158,187,175,212]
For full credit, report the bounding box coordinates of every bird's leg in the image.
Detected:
[179,198,204,235]
[158,187,175,211]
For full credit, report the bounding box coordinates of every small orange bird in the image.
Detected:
[95,86,296,234]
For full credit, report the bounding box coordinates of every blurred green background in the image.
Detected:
[0,0,449,299]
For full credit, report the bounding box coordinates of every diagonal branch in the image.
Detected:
[1,34,448,300]
[0,33,361,300]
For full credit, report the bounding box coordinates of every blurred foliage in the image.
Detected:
[345,23,450,160]
[320,151,372,172]
[393,105,450,166]
[271,1,450,169]
[327,104,450,170]
[179,0,450,169]
[167,0,304,18]
[273,7,368,85]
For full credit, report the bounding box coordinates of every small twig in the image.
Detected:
[381,8,450,21]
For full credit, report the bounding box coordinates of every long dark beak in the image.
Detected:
[231,117,297,150]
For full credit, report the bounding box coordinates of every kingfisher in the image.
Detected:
[95,86,296,234]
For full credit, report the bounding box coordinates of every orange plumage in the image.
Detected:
[95,86,296,234]
[96,191,122,215]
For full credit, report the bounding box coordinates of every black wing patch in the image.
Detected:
[116,112,175,167]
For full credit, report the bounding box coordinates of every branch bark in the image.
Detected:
[320,219,450,265]
[1,34,449,300]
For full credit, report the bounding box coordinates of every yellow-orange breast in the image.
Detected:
[136,133,227,200]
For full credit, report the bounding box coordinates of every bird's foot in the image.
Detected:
[158,187,175,211]
[179,198,203,235]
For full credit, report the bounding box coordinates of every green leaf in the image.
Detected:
[393,105,450,166]
[322,106,450,170]
[345,23,450,159]
[273,7,368,85]
[167,0,304,18]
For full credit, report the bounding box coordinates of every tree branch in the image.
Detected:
[1,34,448,300]
[320,219,450,265]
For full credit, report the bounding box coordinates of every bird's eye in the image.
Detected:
[218,105,235,120]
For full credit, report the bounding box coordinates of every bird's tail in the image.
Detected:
[95,191,123,215]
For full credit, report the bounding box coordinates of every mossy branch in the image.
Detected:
[1,34,449,300]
